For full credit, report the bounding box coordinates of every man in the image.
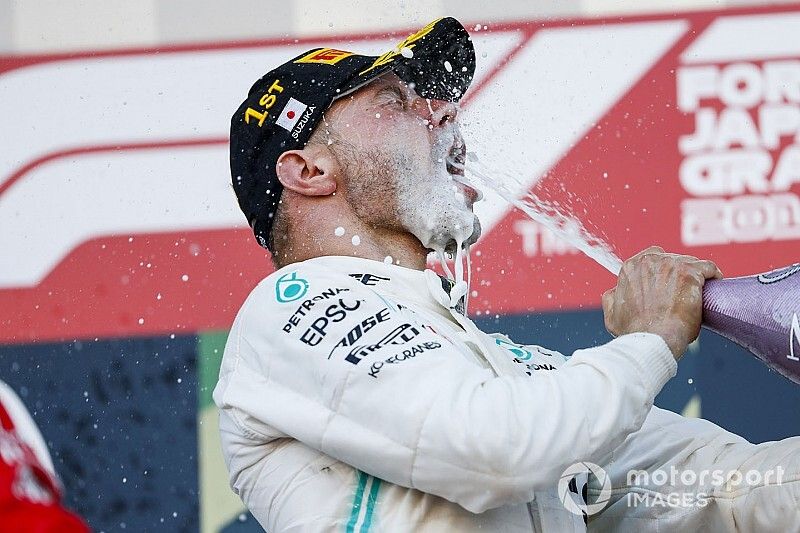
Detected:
[0,379,89,531]
[215,18,800,532]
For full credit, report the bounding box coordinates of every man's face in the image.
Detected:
[321,72,481,254]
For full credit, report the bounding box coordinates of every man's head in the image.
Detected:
[277,72,481,256]
[230,18,479,265]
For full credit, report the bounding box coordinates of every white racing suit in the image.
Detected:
[214,256,800,532]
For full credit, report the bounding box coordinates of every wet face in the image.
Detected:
[320,72,481,254]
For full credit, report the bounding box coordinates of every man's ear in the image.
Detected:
[276,146,337,197]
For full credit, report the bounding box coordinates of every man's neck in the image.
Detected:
[274,223,428,271]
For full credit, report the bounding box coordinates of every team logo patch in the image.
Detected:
[275,271,309,303]
[495,338,533,361]
[294,48,354,65]
[276,97,309,132]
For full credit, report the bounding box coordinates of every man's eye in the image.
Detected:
[380,89,406,108]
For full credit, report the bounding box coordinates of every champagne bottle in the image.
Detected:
[702,263,800,384]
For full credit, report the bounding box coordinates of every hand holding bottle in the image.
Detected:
[602,246,723,360]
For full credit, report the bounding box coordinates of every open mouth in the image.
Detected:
[445,144,467,176]
[445,142,483,203]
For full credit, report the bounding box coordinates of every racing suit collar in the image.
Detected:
[284,255,466,316]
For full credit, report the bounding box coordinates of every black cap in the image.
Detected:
[229,17,476,249]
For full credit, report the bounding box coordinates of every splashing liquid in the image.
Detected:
[464,153,623,275]
[434,240,472,311]
[462,153,800,385]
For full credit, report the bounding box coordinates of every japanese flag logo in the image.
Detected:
[276,97,308,132]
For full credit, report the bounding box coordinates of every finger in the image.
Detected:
[662,252,700,263]
[602,288,614,314]
[602,288,616,334]
[629,245,664,261]
[691,260,724,280]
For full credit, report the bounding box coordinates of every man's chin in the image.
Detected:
[439,217,481,255]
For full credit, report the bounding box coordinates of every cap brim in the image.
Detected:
[338,17,475,102]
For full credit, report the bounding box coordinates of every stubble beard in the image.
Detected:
[331,137,481,255]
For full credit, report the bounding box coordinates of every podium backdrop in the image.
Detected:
[1,5,799,531]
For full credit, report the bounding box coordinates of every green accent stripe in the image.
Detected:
[346,471,368,533]
[361,476,381,532]
[197,330,229,410]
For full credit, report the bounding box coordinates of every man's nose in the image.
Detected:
[428,99,458,127]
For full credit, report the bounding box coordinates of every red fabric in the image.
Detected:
[0,402,89,532]
[0,404,13,431]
